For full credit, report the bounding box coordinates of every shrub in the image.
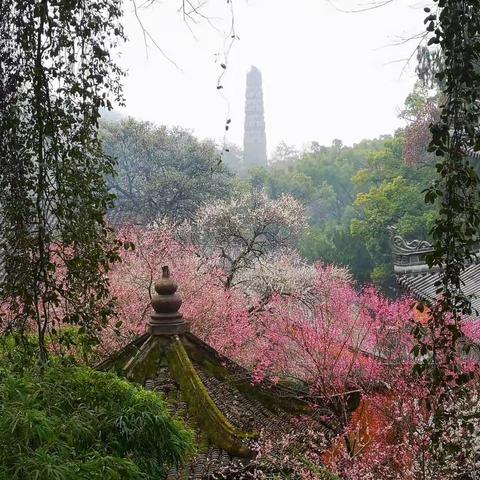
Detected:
[0,363,194,479]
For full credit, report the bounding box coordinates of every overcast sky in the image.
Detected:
[119,0,426,155]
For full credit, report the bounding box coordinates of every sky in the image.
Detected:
[119,0,426,156]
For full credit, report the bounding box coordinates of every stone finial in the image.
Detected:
[149,266,189,335]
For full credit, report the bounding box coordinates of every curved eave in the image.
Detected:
[397,262,480,317]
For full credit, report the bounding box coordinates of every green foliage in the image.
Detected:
[246,132,436,293]
[0,362,194,479]
[347,121,436,292]
[411,1,480,467]
[423,1,480,320]
[101,118,232,225]
[249,165,316,205]
[352,175,435,290]
[300,225,373,285]
[0,0,125,362]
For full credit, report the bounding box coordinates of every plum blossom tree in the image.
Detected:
[193,189,308,288]
[237,248,318,301]
[107,225,411,397]
[104,225,253,358]
[247,275,412,397]
[325,379,480,480]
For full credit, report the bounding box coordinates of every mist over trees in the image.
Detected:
[99,85,439,296]
[101,118,232,225]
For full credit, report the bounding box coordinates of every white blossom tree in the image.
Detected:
[239,248,316,299]
[194,189,307,288]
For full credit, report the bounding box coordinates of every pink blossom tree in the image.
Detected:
[107,224,412,400]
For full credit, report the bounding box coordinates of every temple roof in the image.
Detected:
[389,227,480,314]
[98,266,343,479]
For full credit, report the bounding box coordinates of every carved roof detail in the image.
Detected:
[387,226,433,256]
[389,229,480,318]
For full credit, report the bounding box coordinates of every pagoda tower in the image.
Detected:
[243,66,267,167]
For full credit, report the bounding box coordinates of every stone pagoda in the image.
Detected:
[243,66,268,168]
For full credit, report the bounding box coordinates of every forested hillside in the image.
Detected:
[102,88,436,295]
[245,127,436,294]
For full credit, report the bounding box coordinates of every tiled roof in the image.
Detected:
[389,227,480,315]
[398,263,480,314]
[99,331,340,479]
[97,267,346,478]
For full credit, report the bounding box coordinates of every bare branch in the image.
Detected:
[326,0,396,14]
[131,0,181,69]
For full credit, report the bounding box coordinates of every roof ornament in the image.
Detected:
[387,226,433,255]
[463,146,480,161]
[149,266,189,335]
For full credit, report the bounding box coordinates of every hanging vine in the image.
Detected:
[0,0,126,362]
[413,0,480,474]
